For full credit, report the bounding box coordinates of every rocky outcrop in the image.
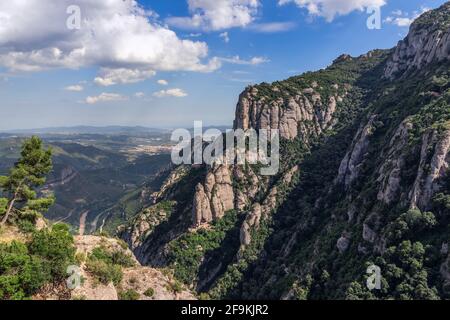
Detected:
[193,184,213,226]
[121,267,195,300]
[337,234,350,253]
[239,166,299,250]
[233,165,263,210]
[193,164,234,226]
[410,130,450,210]
[233,84,345,141]
[151,166,188,203]
[377,120,412,204]
[384,3,450,79]
[70,236,195,300]
[336,115,377,187]
[122,201,175,251]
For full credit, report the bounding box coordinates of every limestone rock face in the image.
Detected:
[240,221,252,247]
[151,166,189,203]
[192,165,235,226]
[336,115,377,187]
[239,166,299,250]
[362,223,378,243]
[377,120,412,204]
[193,184,213,226]
[233,83,344,141]
[69,236,195,301]
[385,5,450,79]
[121,268,196,300]
[337,234,350,253]
[123,201,175,253]
[410,130,450,210]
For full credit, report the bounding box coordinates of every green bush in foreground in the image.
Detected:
[85,259,123,286]
[119,289,140,300]
[144,287,155,298]
[85,245,136,286]
[0,223,75,300]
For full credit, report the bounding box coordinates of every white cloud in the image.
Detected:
[220,32,230,43]
[220,56,269,65]
[157,79,169,85]
[278,0,386,21]
[247,22,297,33]
[135,92,145,98]
[153,88,188,98]
[0,0,220,79]
[166,0,260,31]
[65,85,84,92]
[94,68,156,87]
[389,17,413,27]
[384,7,431,27]
[85,93,128,105]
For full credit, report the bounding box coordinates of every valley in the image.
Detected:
[0,128,174,235]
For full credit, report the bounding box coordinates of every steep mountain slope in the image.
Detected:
[122,3,450,300]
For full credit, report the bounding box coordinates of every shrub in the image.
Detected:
[89,246,135,268]
[144,287,155,298]
[28,223,75,279]
[119,289,140,300]
[17,220,36,234]
[85,259,123,286]
[0,241,48,300]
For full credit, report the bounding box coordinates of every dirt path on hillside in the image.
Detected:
[79,211,89,236]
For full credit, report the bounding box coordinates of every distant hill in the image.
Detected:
[0,126,170,135]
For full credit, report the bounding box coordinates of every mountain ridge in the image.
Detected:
[120,3,450,300]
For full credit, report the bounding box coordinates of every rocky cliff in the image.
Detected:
[122,3,450,300]
[385,3,450,79]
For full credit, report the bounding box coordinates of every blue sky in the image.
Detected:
[0,0,447,130]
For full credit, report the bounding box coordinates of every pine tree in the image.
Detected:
[0,136,53,226]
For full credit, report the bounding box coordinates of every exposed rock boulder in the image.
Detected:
[410,130,450,210]
[337,234,351,253]
[193,164,234,226]
[377,120,413,204]
[193,184,213,226]
[336,115,378,187]
[239,166,299,250]
[362,223,378,243]
[71,236,195,300]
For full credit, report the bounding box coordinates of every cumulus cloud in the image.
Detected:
[64,85,84,92]
[153,88,188,98]
[220,32,230,43]
[166,0,260,31]
[220,56,269,65]
[0,0,220,81]
[384,7,431,28]
[157,79,169,85]
[94,68,156,87]
[85,93,128,105]
[134,92,145,98]
[278,0,386,21]
[247,22,297,33]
